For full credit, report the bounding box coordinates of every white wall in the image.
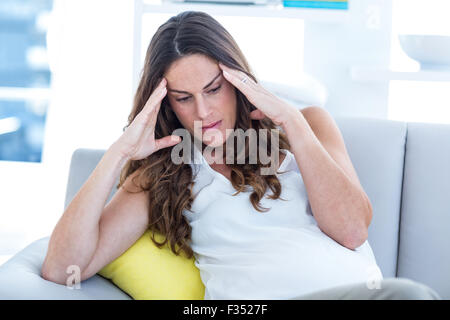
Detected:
[43,0,135,226]
[139,13,305,90]
[388,0,450,123]
[304,0,392,119]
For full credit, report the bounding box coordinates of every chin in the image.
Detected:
[201,127,228,148]
[203,138,225,148]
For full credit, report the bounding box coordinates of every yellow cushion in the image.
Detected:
[97,229,205,300]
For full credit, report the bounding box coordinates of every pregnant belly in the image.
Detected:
[194,226,381,299]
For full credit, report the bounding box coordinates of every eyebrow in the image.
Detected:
[168,72,222,94]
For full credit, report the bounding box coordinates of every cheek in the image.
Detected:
[171,105,193,129]
[223,88,237,121]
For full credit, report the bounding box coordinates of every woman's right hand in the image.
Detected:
[114,78,181,161]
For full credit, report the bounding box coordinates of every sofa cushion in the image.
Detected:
[64,148,119,211]
[0,237,131,299]
[97,229,205,300]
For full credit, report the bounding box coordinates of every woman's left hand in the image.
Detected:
[219,62,299,127]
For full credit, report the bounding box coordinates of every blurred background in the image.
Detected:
[1,0,450,265]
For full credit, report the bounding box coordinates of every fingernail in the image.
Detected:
[223,70,230,77]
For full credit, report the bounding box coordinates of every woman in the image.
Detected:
[41,11,441,300]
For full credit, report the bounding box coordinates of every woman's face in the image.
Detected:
[164,54,237,147]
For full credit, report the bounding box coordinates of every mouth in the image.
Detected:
[202,120,222,132]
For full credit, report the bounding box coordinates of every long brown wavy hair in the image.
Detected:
[117,11,291,259]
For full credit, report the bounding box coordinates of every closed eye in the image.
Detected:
[208,85,221,93]
[176,96,190,102]
[176,85,222,103]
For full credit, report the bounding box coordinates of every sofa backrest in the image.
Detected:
[64,148,119,212]
[396,122,450,299]
[334,117,407,278]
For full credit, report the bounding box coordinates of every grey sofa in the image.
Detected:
[1,116,449,299]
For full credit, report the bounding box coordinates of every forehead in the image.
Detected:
[164,54,220,91]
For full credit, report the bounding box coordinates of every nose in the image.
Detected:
[195,96,213,120]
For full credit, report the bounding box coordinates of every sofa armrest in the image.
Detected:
[0,237,131,300]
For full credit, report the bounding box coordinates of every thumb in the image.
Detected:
[249,109,266,120]
[154,135,181,151]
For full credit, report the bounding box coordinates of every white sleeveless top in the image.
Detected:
[183,145,383,300]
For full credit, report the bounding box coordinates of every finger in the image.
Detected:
[249,109,266,120]
[137,79,167,123]
[147,92,164,123]
[219,63,256,97]
[133,98,163,144]
[143,78,167,112]
[219,63,258,87]
[140,91,166,142]
[154,135,181,151]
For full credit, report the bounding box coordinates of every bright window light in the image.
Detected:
[388,0,450,124]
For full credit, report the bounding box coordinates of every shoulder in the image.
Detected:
[300,106,333,129]
[298,106,368,198]
[299,106,342,144]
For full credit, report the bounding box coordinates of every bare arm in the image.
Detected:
[40,143,130,284]
[79,166,151,281]
[40,77,180,284]
[282,107,372,250]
